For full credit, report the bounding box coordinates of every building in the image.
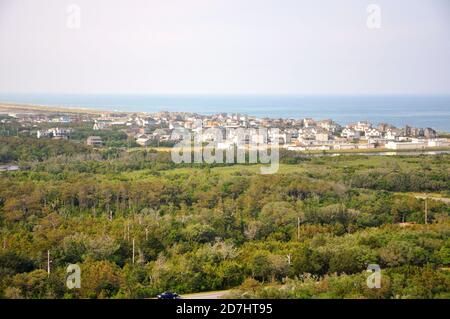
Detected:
[354,121,372,132]
[268,131,292,144]
[86,136,104,147]
[427,139,450,147]
[302,118,316,128]
[37,128,70,139]
[364,128,382,138]
[385,141,427,150]
[318,119,341,133]
[315,132,329,142]
[93,120,112,130]
[333,144,357,150]
[0,165,20,172]
[384,129,400,140]
[135,127,151,134]
[424,128,437,139]
[136,137,153,146]
[403,125,425,137]
[341,128,360,139]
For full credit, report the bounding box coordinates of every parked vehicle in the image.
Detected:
[157,292,180,299]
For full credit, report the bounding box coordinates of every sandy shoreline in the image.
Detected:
[0,101,114,115]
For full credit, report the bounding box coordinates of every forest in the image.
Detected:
[0,136,449,298]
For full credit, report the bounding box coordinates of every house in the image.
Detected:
[384,129,400,140]
[136,137,153,146]
[354,121,372,132]
[318,119,341,133]
[51,116,71,123]
[170,129,186,141]
[153,128,171,136]
[364,128,382,138]
[86,136,104,147]
[298,127,317,140]
[93,120,111,130]
[377,123,390,133]
[315,132,330,142]
[285,128,299,139]
[135,133,151,140]
[424,128,437,139]
[37,128,71,140]
[0,165,20,172]
[137,127,152,134]
[169,121,184,130]
[341,128,360,139]
[412,127,424,137]
[135,132,173,146]
[198,128,226,142]
[403,125,424,137]
[302,118,316,128]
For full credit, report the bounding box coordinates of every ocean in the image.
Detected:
[1,94,450,132]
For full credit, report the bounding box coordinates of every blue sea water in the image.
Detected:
[1,94,449,132]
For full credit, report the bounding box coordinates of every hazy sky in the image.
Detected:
[0,0,449,95]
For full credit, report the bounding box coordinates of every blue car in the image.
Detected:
[157,292,181,299]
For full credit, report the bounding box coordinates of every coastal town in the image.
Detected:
[1,103,449,153]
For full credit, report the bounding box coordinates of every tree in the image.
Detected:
[78,260,122,298]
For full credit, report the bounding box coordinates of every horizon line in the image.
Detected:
[1,93,450,97]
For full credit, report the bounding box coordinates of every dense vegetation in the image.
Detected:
[0,121,135,149]
[0,136,449,298]
[0,137,91,163]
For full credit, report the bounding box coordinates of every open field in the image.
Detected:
[127,145,450,157]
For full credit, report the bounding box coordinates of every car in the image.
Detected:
[157,292,181,299]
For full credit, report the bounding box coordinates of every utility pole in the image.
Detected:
[132,238,135,264]
[47,250,51,276]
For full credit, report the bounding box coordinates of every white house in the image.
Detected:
[364,128,382,138]
[341,128,360,139]
[315,132,330,142]
[384,129,400,141]
[318,119,341,133]
[354,121,372,132]
[303,118,316,128]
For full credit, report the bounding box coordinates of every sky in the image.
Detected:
[0,0,449,95]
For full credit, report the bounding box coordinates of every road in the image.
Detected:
[181,290,231,299]
[414,195,450,204]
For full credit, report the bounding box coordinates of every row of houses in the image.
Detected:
[28,110,445,152]
[36,128,71,139]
